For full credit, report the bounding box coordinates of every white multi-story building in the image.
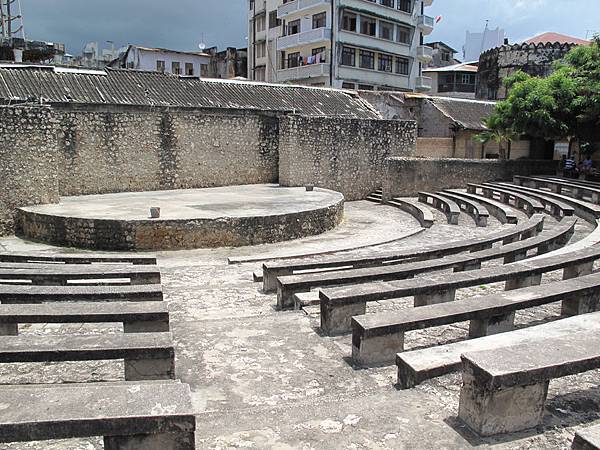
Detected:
[247,0,434,91]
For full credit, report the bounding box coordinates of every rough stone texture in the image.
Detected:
[279,115,417,201]
[384,157,559,199]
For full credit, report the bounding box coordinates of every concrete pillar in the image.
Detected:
[352,331,404,367]
[561,292,600,316]
[277,285,300,310]
[504,251,527,264]
[320,300,366,336]
[454,261,481,272]
[563,261,594,280]
[592,192,600,204]
[458,375,549,436]
[104,431,196,450]
[263,268,293,293]
[468,312,515,338]
[476,215,488,227]
[32,277,66,286]
[124,357,175,381]
[130,274,161,285]
[0,323,18,335]
[414,288,456,307]
[123,319,170,333]
[502,234,520,245]
[505,273,542,291]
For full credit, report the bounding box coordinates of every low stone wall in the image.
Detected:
[279,115,417,201]
[383,157,559,199]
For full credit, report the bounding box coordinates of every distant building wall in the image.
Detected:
[279,115,417,200]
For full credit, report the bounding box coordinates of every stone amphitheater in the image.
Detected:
[0,68,599,449]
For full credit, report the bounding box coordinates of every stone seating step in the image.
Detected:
[0,284,163,304]
[467,183,544,215]
[540,175,600,191]
[515,175,600,203]
[444,189,518,224]
[276,217,575,310]
[395,311,600,389]
[0,301,169,336]
[0,265,161,285]
[253,270,263,282]
[417,192,460,225]
[260,213,545,293]
[0,332,175,381]
[483,182,574,218]
[458,330,600,436]
[436,191,489,227]
[0,253,156,265]
[352,268,599,366]
[572,423,600,450]
[319,240,598,335]
[0,381,195,448]
[387,198,434,229]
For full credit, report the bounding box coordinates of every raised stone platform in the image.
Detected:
[15,184,345,250]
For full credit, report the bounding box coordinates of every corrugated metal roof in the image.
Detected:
[426,97,496,131]
[0,66,381,118]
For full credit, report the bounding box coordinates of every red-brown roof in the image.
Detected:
[525,32,590,45]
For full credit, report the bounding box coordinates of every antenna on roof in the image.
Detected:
[0,0,25,39]
[198,32,206,51]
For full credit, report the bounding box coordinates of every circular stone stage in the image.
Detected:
[16,185,345,251]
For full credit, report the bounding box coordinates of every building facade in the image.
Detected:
[110,45,211,77]
[247,0,435,91]
[422,62,477,98]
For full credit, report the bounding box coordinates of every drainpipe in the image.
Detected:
[252,1,256,80]
[329,0,335,86]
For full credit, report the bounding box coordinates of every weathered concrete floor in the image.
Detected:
[1,201,599,449]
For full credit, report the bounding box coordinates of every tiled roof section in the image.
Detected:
[0,67,381,118]
[422,62,478,73]
[526,32,590,46]
[427,97,496,131]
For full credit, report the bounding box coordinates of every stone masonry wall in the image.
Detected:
[0,107,60,236]
[279,115,417,201]
[384,157,558,199]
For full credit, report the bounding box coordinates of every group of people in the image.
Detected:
[563,155,594,178]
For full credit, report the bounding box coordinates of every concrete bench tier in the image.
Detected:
[418,192,460,225]
[0,253,156,265]
[483,182,575,218]
[0,301,169,336]
[386,198,434,229]
[458,331,600,436]
[396,311,600,389]
[0,265,161,286]
[0,332,175,381]
[494,182,600,223]
[467,183,544,216]
[261,214,545,292]
[0,284,163,304]
[276,217,574,310]
[572,423,600,450]
[319,241,598,336]
[541,175,600,191]
[352,267,599,366]
[444,189,518,224]
[436,191,489,227]
[0,381,195,448]
[514,175,600,203]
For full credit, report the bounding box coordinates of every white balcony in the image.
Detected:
[339,0,416,23]
[338,30,412,57]
[423,0,433,6]
[277,0,329,18]
[338,65,411,90]
[254,0,266,14]
[417,45,433,63]
[418,15,434,35]
[415,75,432,91]
[277,27,331,50]
[277,63,330,82]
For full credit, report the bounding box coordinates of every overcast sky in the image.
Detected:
[22,0,600,56]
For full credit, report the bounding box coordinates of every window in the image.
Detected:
[287,19,300,35]
[256,41,266,58]
[249,0,254,10]
[397,25,411,44]
[156,60,165,72]
[341,46,356,66]
[341,82,355,89]
[268,10,280,29]
[312,46,326,63]
[312,12,326,29]
[359,49,375,69]
[360,16,376,36]
[462,73,474,84]
[395,57,409,75]
[357,84,374,90]
[185,62,194,76]
[397,0,412,13]
[200,64,208,77]
[287,51,300,68]
[255,14,266,32]
[442,51,450,62]
[378,54,392,72]
[255,66,266,81]
[380,0,394,7]
[341,11,357,32]
[379,21,394,40]
[171,61,181,75]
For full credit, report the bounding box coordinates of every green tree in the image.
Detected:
[473,115,516,159]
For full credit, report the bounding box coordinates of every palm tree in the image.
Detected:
[473,116,516,160]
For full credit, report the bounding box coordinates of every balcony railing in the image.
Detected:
[438,83,476,93]
[417,45,433,63]
[277,0,328,18]
[416,75,433,91]
[277,63,330,82]
[277,27,331,50]
[418,15,434,35]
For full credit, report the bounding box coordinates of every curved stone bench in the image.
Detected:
[484,182,574,218]
[467,183,544,216]
[0,253,156,265]
[0,284,163,303]
[444,189,518,224]
[515,175,600,203]
[319,240,598,336]
[418,192,460,225]
[436,191,489,227]
[261,215,545,292]
[386,198,434,229]
[352,267,598,366]
[573,423,600,450]
[276,217,574,310]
